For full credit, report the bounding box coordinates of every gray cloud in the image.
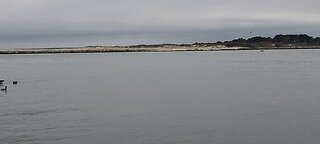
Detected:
[1,0,320,48]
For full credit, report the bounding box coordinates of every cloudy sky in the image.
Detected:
[0,0,320,48]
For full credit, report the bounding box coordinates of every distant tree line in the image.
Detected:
[222,34,320,47]
[189,34,320,48]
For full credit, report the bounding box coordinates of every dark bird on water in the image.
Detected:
[1,86,7,92]
[13,81,18,85]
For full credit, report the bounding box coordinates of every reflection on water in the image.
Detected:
[1,50,320,144]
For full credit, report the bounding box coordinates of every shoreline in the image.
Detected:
[1,46,320,55]
[1,34,320,55]
[0,46,239,55]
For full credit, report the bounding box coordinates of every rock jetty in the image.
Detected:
[0,45,240,55]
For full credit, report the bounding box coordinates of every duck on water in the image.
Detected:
[0,80,18,85]
[1,80,7,92]
[1,86,7,92]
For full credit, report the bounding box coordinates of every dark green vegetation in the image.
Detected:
[123,34,320,49]
[194,34,320,48]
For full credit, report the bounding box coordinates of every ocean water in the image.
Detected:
[1,50,320,144]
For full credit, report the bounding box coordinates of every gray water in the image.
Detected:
[1,50,320,144]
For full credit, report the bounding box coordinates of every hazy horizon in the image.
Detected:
[1,0,320,48]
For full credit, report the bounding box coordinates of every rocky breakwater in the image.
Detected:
[0,45,236,55]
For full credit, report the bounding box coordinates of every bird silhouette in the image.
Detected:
[1,86,7,92]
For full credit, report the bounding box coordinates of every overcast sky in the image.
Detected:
[1,0,320,48]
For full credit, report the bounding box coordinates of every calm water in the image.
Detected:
[1,50,320,144]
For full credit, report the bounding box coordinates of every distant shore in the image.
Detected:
[1,45,320,55]
[0,45,238,54]
[1,34,319,54]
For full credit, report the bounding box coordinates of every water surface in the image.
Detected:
[1,50,320,144]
